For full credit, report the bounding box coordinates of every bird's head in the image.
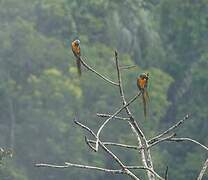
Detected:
[139,72,149,79]
[74,39,80,46]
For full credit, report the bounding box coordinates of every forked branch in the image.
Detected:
[94,92,141,151]
[80,57,119,86]
[114,51,155,180]
[168,138,208,151]
[73,120,140,180]
[86,138,141,150]
[148,114,189,145]
[97,113,130,121]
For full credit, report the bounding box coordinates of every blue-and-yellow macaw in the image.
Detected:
[137,72,149,118]
[71,39,81,76]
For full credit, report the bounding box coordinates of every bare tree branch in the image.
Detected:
[114,51,156,180]
[37,116,164,180]
[197,158,208,180]
[35,163,71,168]
[120,65,137,70]
[94,92,141,151]
[84,136,98,151]
[148,114,189,145]
[148,133,208,151]
[74,120,141,180]
[74,120,96,137]
[64,162,123,174]
[35,162,123,174]
[86,138,140,150]
[80,57,119,86]
[168,138,208,151]
[148,133,176,148]
[97,113,130,121]
[74,120,125,167]
[129,123,148,166]
[35,163,165,180]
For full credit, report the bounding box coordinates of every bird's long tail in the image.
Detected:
[76,57,82,76]
[142,91,148,119]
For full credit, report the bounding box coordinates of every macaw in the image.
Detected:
[137,72,149,118]
[71,39,81,76]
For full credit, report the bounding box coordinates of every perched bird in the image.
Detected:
[71,39,82,76]
[137,72,149,118]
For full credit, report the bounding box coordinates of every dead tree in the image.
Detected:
[36,51,208,180]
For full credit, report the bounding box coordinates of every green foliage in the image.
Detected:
[157,0,208,76]
[0,163,28,180]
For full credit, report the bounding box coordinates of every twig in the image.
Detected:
[80,57,119,86]
[148,114,189,145]
[74,120,96,137]
[85,136,97,151]
[36,162,123,174]
[35,163,71,168]
[74,120,97,151]
[74,120,126,167]
[197,158,208,180]
[148,133,176,148]
[97,113,130,121]
[168,138,208,151]
[120,65,137,70]
[148,134,208,151]
[35,162,165,179]
[65,162,123,174]
[86,139,140,150]
[94,92,141,151]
